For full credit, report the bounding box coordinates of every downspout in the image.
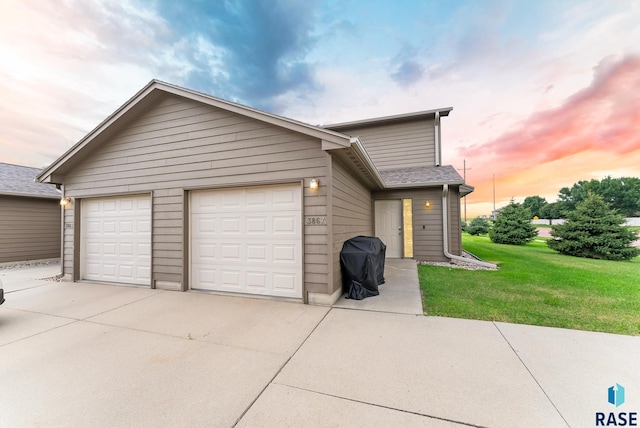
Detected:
[58,184,65,279]
[442,184,497,269]
[434,112,441,166]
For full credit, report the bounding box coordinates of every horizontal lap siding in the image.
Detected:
[331,160,373,294]
[63,94,329,291]
[448,187,462,255]
[337,120,435,170]
[373,188,452,262]
[63,206,75,277]
[0,196,60,263]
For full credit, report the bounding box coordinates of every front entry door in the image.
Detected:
[375,200,402,258]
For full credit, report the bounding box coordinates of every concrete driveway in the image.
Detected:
[1,261,639,427]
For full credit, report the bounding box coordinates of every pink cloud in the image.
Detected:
[460,55,640,182]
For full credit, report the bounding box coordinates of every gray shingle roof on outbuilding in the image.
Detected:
[0,162,60,198]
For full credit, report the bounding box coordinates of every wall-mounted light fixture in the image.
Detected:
[310,178,320,190]
[424,201,431,208]
[60,197,71,207]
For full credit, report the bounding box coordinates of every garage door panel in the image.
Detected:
[221,270,242,288]
[222,192,241,208]
[191,184,302,298]
[273,273,297,291]
[246,217,267,233]
[138,219,151,233]
[119,265,133,279]
[273,245,296,263]
[103,242,117,256]
[246,245,267,262]
[137,267,151,282]
[193,242,217,262]
[103,200,117,211]
[82,195,151,286]
[193,218,216,235]
[273,215,297,234]
[246,189,267,206]
[221,244,241,261]
[273,188,296,206]
[246,271,267,288]
[221,217,241,234]
[138,243,151,257]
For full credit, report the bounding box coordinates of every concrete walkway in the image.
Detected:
[333,258,423,315]
[1,262,639,427]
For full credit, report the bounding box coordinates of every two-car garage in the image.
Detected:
[79,183,303,299]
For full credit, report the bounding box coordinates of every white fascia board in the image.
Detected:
[324,107,453,129]
[349,137,385,188]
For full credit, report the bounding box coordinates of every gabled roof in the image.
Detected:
[35,80,471,194]
[37,80,353,184]
[0,162,60,199]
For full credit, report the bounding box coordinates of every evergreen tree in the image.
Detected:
[467,217,491,236]
[547,193,639,261]
[489,202,538,245]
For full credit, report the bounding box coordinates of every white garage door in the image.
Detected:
[190,184,302,298]
[81,195,151,286]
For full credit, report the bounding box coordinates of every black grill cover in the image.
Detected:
[340,236,386,300]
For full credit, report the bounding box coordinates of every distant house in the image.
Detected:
[0,162,61,263]
[37,80,472,304]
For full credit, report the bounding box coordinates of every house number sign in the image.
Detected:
[305,216,326,226]
[64,223,74,229]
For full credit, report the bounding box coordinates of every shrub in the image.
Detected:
[467,217,491,236]
[489,202,538,245]
[547,193,639,261]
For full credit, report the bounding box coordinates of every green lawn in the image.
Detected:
[419,234,640,335]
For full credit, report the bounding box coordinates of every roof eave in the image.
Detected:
[460,184,475,196]
[0,191,60,199]
[350,137,385,188]
[324,107,453,130]
[384,180,465,189]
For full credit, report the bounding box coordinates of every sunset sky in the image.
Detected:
[1,0,639,217]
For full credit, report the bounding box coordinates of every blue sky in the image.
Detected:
[1,0,639,215]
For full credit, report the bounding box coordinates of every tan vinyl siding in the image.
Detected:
[373,187,461,262]
[62,204,75,277]
[448,187,462,255]
[62,94,329,293]
[338,119,436,170]
[331,159,373,294]
[0,196,61,263]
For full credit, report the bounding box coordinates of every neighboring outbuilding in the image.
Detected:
[0,162,61,263]
[37,80,472,304]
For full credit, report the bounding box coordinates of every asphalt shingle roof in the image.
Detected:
[379,165,465,186]
[0,162,60,198]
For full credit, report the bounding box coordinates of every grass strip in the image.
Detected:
[419,234,640,335]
